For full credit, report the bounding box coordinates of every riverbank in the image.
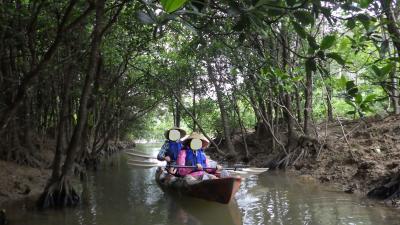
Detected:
[0,141,134,208]
[0,160,50,208]
[209,114,400,207]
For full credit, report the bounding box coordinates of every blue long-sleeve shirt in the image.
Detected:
[157,141,169,161]
[157,140,182,165]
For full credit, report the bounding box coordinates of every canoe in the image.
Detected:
[155,167,242,204]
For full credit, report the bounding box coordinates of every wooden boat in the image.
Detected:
[155,167,242,204]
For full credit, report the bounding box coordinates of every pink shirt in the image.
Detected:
[177,149,212,177]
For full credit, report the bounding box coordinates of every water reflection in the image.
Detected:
[4,143,400,225]
[162,195,243,225]
[237,171,400,225]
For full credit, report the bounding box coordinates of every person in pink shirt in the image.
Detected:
[176,132,222,180]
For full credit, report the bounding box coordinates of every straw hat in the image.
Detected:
[182,132,210,149]
[164,127,187,139]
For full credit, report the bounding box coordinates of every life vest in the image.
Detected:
[185,147,207,168]
[165,140,182,162]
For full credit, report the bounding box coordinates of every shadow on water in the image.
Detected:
[162,193,242,225]
[4,143,400,225]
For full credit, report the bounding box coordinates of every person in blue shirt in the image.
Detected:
[157,127,187,169]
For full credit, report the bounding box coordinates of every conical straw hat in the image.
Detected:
[164,127,187,139]
[182,132,210,148]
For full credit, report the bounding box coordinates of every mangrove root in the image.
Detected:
[0,209,7,225]
[1,146,42,168]
[37,176,80,209]
[367,172,400,202]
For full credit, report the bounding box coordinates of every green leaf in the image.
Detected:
[317,64,329,77]
[346,80,355,90]
[317,50,326,60]
[359,0,373,8]
[341,2,362,11]
[233,15,249,31]
[285,0,296,6]
[362,105,373,113]
[380,40,389,56]
[337,75,347,89]
[291,75,303,82]
[267,8,285,16]
[346,81,358,97]
[192,0,206,11]
[292,21,307,38]
[363,94,377,103]
[137,11,155,24]
[255,0,276,8]
[345,99,356,108]
[326,52,346,65]
[293,10,315,25]
[356,14,370,30]
[320,7,332,18]
[346,110,356,115]
[307,34,319,51]
[381,63,394,76]
[371,65,381,76]
[346,18,356,29]
[320,35,336,50]
[355,94,363,104]
[161,0,188,13]
[305,58,317,74]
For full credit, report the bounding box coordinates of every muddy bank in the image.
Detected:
[0,160,50,208]
[209,114,400,207]
[0,141,134,208]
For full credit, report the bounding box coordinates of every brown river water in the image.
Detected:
[4,143,400,225]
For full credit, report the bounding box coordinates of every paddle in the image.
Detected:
[128,159,158,164]
[125,151,157,160]
[127,162,160,168]
[168,165,269,174]
[124,150,268,174]
[127,162,268,175]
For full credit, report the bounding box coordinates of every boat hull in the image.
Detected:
[155,168,241,204]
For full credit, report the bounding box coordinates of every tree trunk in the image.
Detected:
[247,73,271,139]
[389,64,399,114]
[280,22,295,147]
[231,74,250,160]
[61,0,104,177]
[38,0,105,209]
[175,96,181,127]
[381,0,400,53]
[284,93,294,146]
[192,77,197,131]
[326,84,334,121]
[294,87,302,123]
[303,70,313,135]
[381,0,400,114]
[206,58,236,156]
[50,57,73,181]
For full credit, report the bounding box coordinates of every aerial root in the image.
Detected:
[37,176,80,209]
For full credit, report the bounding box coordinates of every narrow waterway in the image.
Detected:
[5,143,400,225]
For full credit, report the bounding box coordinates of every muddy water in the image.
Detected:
[5,143,400,225]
